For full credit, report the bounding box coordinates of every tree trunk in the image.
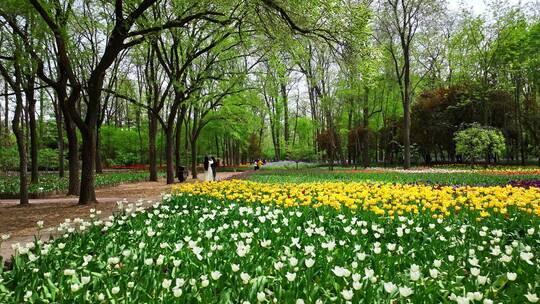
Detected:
[4,82,8,133]
[55,106,65,178]
[148,112,158,181]
[175,107,186,177]
[39,89,45,144]
[77,78,101,204]
[79,128,97,204]
[165,128,175,184]
[347,107,353,165]
[0,103,2,141]
[281,83,289,150]
[61,97,80,196]
[191,140,198,179]
[55,88,80,195]
[0,62,27,203]
[159,126,164,167]
[403,50,412,169]
[27,80,39,184]
[49,91,65,178]
[136,108,144,164]
[14,102,28,205]
[95,126,103,173]
[175,118,182,178]
[362,88,370,168]
[515,77,525,165]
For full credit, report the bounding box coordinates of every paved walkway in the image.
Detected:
[0,171,244,263]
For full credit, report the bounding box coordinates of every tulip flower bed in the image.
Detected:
[248,169,540,186]
[1,180,539,303]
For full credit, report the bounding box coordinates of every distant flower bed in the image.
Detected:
[477,169,540,176]
[247,169,540,186]
[509,180,540,189]
[108,164,149,170]
[173,180,540,218]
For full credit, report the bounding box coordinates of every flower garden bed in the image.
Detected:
[0,180,539,303]
[248,169,540,187]
[0,172,162,199]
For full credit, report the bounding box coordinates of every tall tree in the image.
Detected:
[375,0,443,168]
[28,0,231,203]
[0,43,29,204]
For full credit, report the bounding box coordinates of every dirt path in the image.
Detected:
[0,171,243,262]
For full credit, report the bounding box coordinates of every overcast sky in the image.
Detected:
[447,0,539,15]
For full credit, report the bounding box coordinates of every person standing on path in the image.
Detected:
[211,157,218,181]
[204,156,214,182]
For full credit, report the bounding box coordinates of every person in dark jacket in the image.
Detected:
[204,156,209,171]
[211,157,218,181]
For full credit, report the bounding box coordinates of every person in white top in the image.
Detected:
[204,156,214,182]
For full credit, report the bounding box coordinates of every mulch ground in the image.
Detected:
[0,179,171,237]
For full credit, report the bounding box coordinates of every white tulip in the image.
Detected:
[332,266,351,277]
[240,272,251,284]
[286,272,297,282]
[364,268,375,279]
[520,252,534,265]
[70,284,80,292]
[257,291,266,302]
[289,257,298,267]
[341,289,353,300]
[384,282,397,293]
[399,286,413,297]
[211,271,222,280]
[410,270,421,281]
[173,288,182,298]
[162,279,172,289]
[470,268,480,276]
[525,292,539,303]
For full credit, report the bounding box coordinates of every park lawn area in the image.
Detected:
[248,168,540,186]
[1,180,539,303]
[0,171,162,198]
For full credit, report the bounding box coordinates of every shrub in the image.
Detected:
[0,146,19,172]
[454,124,506,163]
[38,148,61,170]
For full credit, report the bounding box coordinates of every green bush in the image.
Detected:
[37,148,61,170]
[454,124,506,163]
[100,125,147,166]
[0,147,19,171]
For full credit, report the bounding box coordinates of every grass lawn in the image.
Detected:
[248,168,540,186]
[0,171,162,198]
